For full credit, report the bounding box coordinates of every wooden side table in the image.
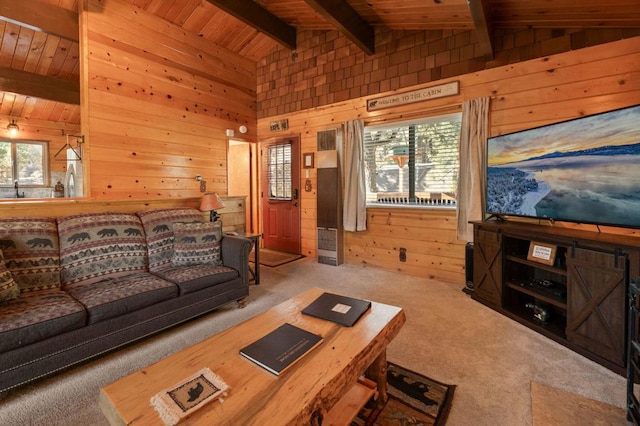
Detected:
[232,232,261,285]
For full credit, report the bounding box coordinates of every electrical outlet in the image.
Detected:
[200,181,206,192]
[399,247,407,262]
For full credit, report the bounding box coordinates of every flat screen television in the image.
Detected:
[486,104,640,228]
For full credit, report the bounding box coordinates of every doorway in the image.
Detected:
[228,139,258,233]
[261,136,301,254]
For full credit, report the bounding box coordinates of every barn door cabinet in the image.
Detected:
[472,227,503,308]
[471,220,640,375]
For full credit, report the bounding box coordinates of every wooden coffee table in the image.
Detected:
[99,287,406,425]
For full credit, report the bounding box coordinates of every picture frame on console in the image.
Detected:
[527,241,557,266]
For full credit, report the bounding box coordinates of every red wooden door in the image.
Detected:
[261,136,301,254]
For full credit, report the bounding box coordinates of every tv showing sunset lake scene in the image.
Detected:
[486,104,640,228]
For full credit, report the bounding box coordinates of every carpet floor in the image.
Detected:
[0,258,628,425]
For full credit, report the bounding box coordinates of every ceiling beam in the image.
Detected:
[0,0,78,42]
[0,67,80,105]
[468,0,494,59]
[303,0,375,55]
[205,0,296,50]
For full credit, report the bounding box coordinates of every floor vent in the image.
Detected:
[317,228,339,266]
[318,228,337,251]
[318,256,338,266]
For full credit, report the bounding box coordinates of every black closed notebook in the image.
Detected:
[302,292,372,327]
[239,323,323,376]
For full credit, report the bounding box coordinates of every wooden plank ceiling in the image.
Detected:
[2,0,640,127]
[0,0,80,127]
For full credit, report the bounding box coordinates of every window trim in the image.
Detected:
[0,138,50,187]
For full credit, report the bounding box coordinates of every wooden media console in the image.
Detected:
[472,219,640,375]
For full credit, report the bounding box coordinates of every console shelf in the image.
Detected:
[504,281,567,309]
[472,219,640,376]
[502,302,567,340]
[505,255,568,276]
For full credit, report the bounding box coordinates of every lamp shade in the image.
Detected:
[200,192,225,212]
[6,120,19,137]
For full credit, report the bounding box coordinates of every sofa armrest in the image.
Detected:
[221,236,253,287]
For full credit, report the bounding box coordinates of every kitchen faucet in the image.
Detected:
[14,180,25,198]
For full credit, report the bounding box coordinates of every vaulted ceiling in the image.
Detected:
[0,0,79,129]
[2,0,640,126]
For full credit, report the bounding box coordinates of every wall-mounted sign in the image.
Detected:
[366,81,459,111]
[269,119,289,132]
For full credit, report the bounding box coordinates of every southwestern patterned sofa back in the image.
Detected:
[0,208,252,393]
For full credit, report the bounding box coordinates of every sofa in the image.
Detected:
[0,207,253,394]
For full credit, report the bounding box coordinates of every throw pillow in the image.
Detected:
[0,249,19,303]
[172,222,222,266]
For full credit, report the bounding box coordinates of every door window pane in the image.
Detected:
[267,143,292,200]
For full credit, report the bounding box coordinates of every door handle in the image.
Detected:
[292,189,299,200]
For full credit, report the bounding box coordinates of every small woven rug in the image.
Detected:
[150,368,229,425]
[257,248,304,267]
[352,362,455,426]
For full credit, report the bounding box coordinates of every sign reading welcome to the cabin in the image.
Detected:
[366,81,459,111]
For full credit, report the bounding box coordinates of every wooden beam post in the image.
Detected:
[0,67,80,105]
[468,0,494,59]
[0,0,78,42]
[79,0,91,198]
[303,0,375,55]
[205,0,296,50]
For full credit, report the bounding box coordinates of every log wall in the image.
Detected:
[4,2,636,286]
[79,0,257,199]
[257,36,640,285]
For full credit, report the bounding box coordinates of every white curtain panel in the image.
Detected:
[342,119,367,231]
[457,97,490,242]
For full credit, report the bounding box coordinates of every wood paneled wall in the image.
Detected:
[79,0,257,199]
[0,196,246,232]
[257,36,640,285]
[0,198,200,218]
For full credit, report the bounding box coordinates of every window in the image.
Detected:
[266,143,292,200]
[364,113,461,207]
[0,140,49,186]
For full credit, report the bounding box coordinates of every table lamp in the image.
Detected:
[200,192,225,222]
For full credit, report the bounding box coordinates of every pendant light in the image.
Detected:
[6,120,19,137]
